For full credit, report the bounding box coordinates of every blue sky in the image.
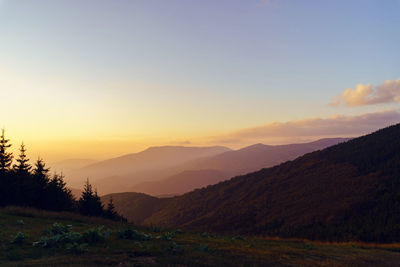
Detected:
[0,0,399,160]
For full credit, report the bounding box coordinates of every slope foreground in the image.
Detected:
[1,207,400,266]
[109,124,400,242]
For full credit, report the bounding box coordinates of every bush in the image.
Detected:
[11,232,28,245]
[118,228,152,241]
[81,226,110,244]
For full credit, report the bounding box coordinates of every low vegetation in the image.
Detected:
[1,207,400,266]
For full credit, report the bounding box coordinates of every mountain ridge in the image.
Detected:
[104,125,400,242]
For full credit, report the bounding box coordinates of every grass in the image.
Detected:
[0,207,400,266]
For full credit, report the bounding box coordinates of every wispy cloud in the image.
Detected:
[331,78,400,107]
[207,110,400,146]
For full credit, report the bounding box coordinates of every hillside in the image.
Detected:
[101,192,170,224]
[178,138,351,175]
[1,207,400,266]
[129,170,232,196]
[65,146,231,191]
[127,138,349,196]
[112,124,400,242]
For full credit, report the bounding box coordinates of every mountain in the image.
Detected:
[49,158,98,173]
[129,169,231,196]
[107,124,400,242]
[65,146,231,191]
[128,138,350,196]
[101,192,170,224]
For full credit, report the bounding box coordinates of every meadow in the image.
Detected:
[1,207,399,266]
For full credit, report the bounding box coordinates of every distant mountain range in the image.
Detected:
[67,138,348,195]
[65,146,231,193]
[129,138,350,196]
[49,159,98,173]
[102,124,400,242]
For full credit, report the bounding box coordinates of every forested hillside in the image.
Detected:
[110,124,400,242]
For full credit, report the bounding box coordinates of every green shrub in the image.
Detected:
[118,229,152,241]
[81,226,109,244]
[11,232,28,245]
[47,223,72,235]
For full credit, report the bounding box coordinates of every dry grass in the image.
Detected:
[259,236,400,250]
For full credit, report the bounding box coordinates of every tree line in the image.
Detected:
[0,129,124,221]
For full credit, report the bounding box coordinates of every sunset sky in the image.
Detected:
[1,0,399,162]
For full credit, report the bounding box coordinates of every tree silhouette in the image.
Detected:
[13,142,32,175]
[0,131,123,220]
[0,129,13,174]
[32,158,50,208]
[78,179,104,216]
[105,197,117,219]
[46,173,74,211]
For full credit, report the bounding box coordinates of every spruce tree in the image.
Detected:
[105,197,117,219]
[0,129,13,173]
[33,158,50,186]
[32,158,50,208]
[47,173,74,211]
[13,142,32,175]
[78,179,104,216]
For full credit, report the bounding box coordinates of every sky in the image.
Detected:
[0,0,399,162]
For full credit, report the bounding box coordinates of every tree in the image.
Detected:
[32,158,50,208]
[78,179,104,217]
[12,142,33,205]
[32,158,50,187]
[105,197,118,219]
[13,142,32,175]
[0,129,13,174]
[46,173,74,211]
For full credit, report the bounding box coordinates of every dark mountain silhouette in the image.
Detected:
[65,146,231,191]
[105,124,400,242]
[128,138,349,196]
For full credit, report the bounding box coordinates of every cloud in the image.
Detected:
[331,78,400,107]
[207,110,400,145]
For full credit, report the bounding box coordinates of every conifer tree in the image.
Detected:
[32,158,50,207]
[33,158,50,186]
[0,129,13,174]
[46,173,74,211]
[78,179,104,216]
[13,142,32,175]
[105,196,117,219]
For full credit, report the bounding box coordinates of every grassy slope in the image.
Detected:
[1,207,400,266]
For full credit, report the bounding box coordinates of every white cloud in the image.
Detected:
[207,110,400,145]
[331,78,400,107]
